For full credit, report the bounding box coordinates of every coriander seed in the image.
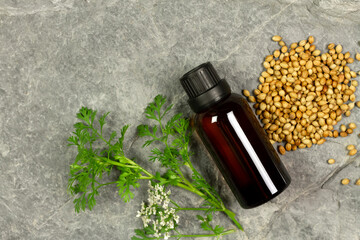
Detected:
[356,53,360,61]
[243,89,250,97]
[272,35,282,42]
[278,145,286,155]
[251,36,359,151]
[349,149,357,156]
[347,144,355,151]
[355,179,360,186]
[327,158,335,164]
[341,178,350,185]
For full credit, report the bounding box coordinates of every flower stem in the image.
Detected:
[169,199,180,208]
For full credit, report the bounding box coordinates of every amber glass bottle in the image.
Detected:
[180,62,291,208]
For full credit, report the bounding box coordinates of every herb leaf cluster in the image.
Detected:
[67,95,243,239]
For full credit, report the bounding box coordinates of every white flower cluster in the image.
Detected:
[136,182,180,239]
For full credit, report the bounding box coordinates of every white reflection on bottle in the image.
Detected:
[227,111,278,194]
[211,116,218,123]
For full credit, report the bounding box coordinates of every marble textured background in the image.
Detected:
[1,0,360,239]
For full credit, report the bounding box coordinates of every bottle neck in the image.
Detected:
[188,79,231,113]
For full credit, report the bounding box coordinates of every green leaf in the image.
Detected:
[120,125,129,145]
[191,168,222,209]
[131,228,152,240]
[99,112,110,132]
[134,229,146,236]
[76,107,96,124]
[165,113,182,133]
[214,225,225,235]
[144,225,156,235]
[131,237,144,240]
[143,95,167,121]
[116,166,142,202]
[68,107,142,212]
[67,136,78,146]
[196,215,204,221]
[90,110,97,124]
[161,103,174,118]
[137,125,152,138]
[163,170,181,186]
[88,190,98,210]
[200,222,212,231]
[154,94,166,109]
[109,131,117,143]
[74,122,89,131]
[142,139,155,147]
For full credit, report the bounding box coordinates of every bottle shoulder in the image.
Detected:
[192,93,253,130]
[196,93,247,116]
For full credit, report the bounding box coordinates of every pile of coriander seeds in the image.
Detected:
[243,35,360,154]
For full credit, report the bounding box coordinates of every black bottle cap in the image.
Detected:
[180,62,231,113]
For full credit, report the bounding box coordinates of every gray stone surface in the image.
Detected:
[1,0,360,239]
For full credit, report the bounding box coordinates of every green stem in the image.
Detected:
[113,155,155,179]
[90,125,110,146]
[122,157,138,165]
[182,134,225,209]
[170,199,180,208]
[145,229,236,239]
[174,181,220,210]
[224,209,243,231]
[184,154,225,208]
[102,158,140,169]
[100,157,154,179]
[198,185,224,209]
[175,169,223,210]
[96,181,118,189]
[175,181,242,230]
[96,156,156,181]
[175,207,223,211]
[175,182,204,197]
[176,168,193,188]
[130,160,154,178]
[139,176,153,180]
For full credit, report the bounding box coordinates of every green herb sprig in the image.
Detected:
[67,95,242,239]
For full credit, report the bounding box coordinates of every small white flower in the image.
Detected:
[136,182,180,239]
[168,220,174,229]
[174,215,180,224]
[160,220,165,226]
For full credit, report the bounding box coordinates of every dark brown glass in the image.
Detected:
[193,93,291,208]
